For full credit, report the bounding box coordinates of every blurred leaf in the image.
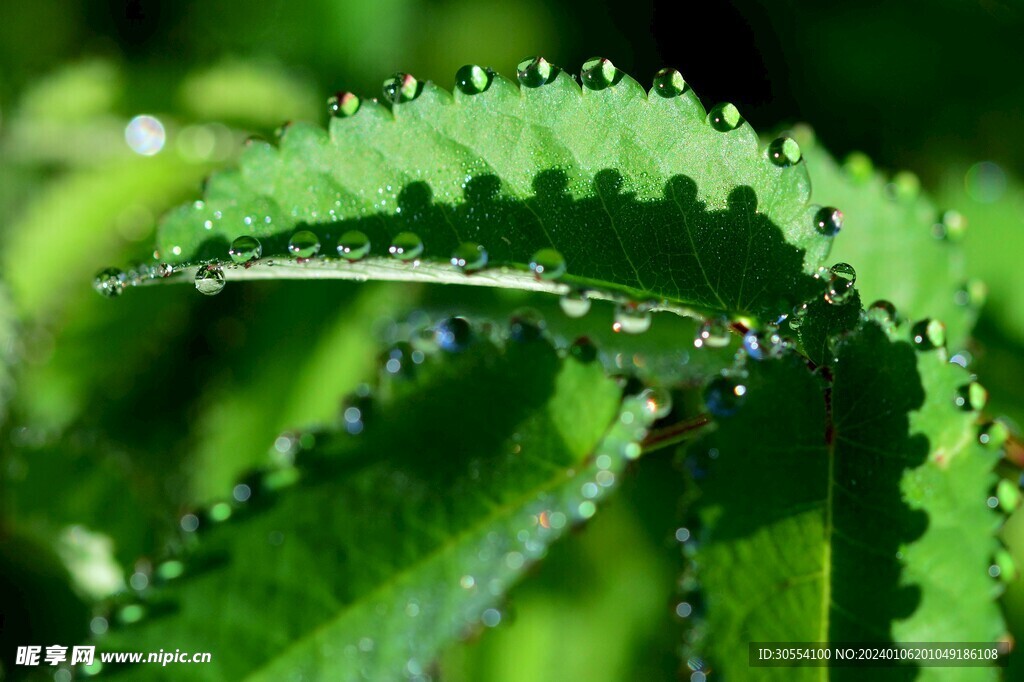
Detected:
[178,60,320,129]
[151,63,830,325]
[689,321,1002,680]
[797,128,977,349]
[97,327,657,680]
[939,163,1024,345]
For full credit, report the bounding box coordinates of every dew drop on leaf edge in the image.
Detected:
[390,232,424,261]
[581,57,618,91]
[613,303,652,334]
[328,91,361,118]
[287,230,321,259]
[954,382,988,412]
[528,248,566,280]
[708,103,742,132]
[639,387,673,419]
[815,206,843,236]
[455,65,493,95]
[194,265,226,296]
[336,230,371,261]
[911,318,946,351]
[382,73,422,104]
[825,262,856,305]
[450,242,488,273]
[93,267,127,298]
[228,235,262,265]
[694,317,730,348]
[652,68,686,98]
[768,136,802,167]
[435,316,472,352]
[517,57,554,88]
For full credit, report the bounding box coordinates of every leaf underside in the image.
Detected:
[150,63,833,323]
[687,321,1002,681]
[96,328,657,681]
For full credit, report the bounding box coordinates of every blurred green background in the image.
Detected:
[1,0,1023,679]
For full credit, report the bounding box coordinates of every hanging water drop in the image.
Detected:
[639,387,673,419]
[194,265,225,296]
[435,317,472,352]
[390,232,424,261]
[382,73,422,104]
[228,235,262,265]
[788,303,808,330]
[954,382,988,412]
[867,299,898,325]
[559,290,591,318]
[288,230,321,259]
[708,103,742,132]
[529,248,566,280]
[825,262,856,304]
[694,317,730,348]
[517,57,554,88]
[768,137,802,167]
[328,91,361,118]
[581,57,618,90]
[613,302,652,334]
[911,318,946,350]
[652,68,686,97]
[814,207,843,236]
[978,421,1009,449]
[704,375,747,417]
[93,267,127,298]
[450,242,488,272]
[455,65,494,95]
[336,230,371,261]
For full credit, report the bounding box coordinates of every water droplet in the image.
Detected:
[450,242,488,272]
[867,299,898,325]
[788,303,808,330]
[288,230,321,259]
[481,608,502,627]
[125,115,165,156]
[933,210,967,241]
[194,265,225,296]
[509,309,545,343]
[694,316,730,348]
[978,421,1009,449]
[640,387,673,419]
[708,103,742,132]
[814,206,843,236]
[529,248,566,280]
[389,232,424,261]
[93,267,127,298]
[768,136,801,166]
[382,73,422,104]
[581,57,618,90]
[180,513,200,532]
[825,262,856,304]
[652,68,686,97]
[156,262,174,277]
[613,302,652,334]
[455,64,493,95]
[228,235,262,265]
[336,230,371,260]
[954,279,987,308]
[435,317,472,352]
[517,57,554,88]
[704,375,747,417]
[559,290,591,318]
[911,318,946,350]
[328,91,360,118]
[954,382,988,412]
[569,336,598,363]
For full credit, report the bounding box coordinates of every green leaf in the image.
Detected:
[795,128,978,348]
[687,320,1002,680]
[96,325,659,680]
[145,59,832,324]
